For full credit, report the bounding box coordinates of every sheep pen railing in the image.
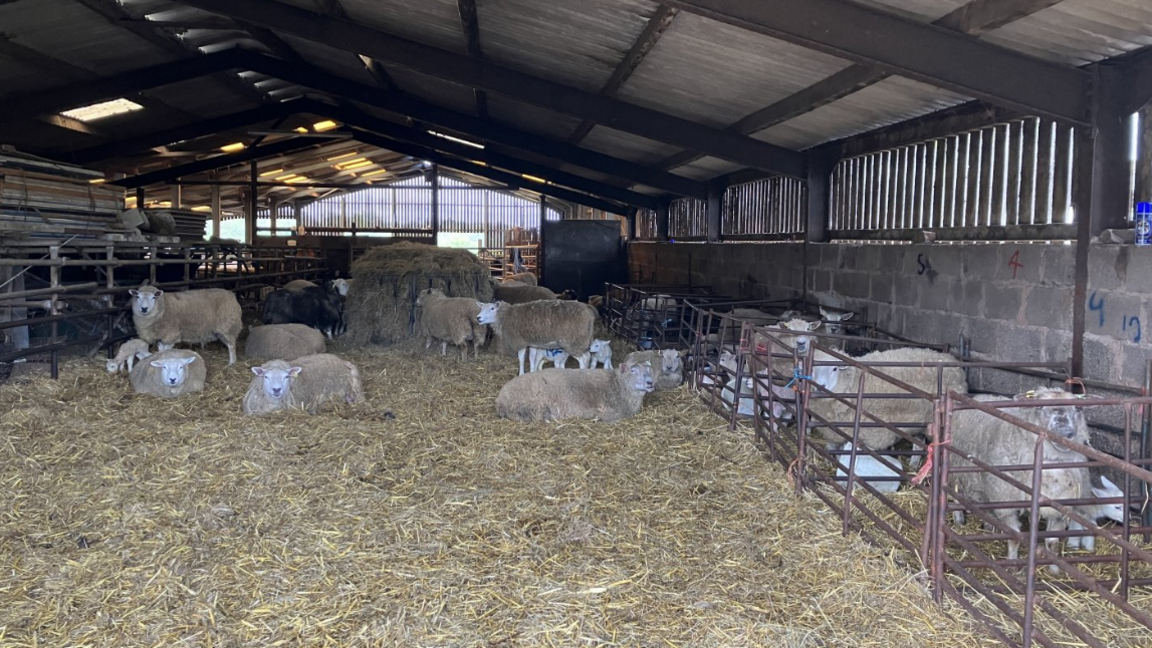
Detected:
[603,283,716,350]
[735,324,1152,647]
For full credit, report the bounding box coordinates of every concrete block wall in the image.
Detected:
[629,241,1152,391]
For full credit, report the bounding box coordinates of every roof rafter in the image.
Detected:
[660,0,1089,125]
[568,5,678,145]
[170,0,807,177]
[455,0,488,117]
[654,0,1070,171]
[112,137,329,188]
[310,0,397,91]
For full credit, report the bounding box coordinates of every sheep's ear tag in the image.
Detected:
[1025,390,1036,399]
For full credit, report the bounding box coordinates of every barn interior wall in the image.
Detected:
[629,242,1152,391]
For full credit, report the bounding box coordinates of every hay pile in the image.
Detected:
[344,241,495,346]
[0,341,1000,647]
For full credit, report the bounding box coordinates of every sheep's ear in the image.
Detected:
[252,367,265,377]
[840,312,854,322]
[180,357,196,366]
[288,366,303,377]
[129,289,139,297]
[819,307,829,316]
[475,301,484,309]
[154,289,164,297]
[806,320,821,332]
[1099,475,1118,493]
[150,360,163,367]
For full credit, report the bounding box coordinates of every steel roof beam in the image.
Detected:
[567,5,679,145]
[349,129,631,214]
[455,0,488,117]
[310,0,397,91]
[660,0,1090,126]
[170,0,807,177]
[112,137,326,188]
[655,0,1068,171]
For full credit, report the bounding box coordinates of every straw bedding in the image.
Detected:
[344,242,495,347]
[0,342,1000,648]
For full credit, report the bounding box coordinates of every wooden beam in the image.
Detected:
[171,0,807,177]
[661,0,1088,125]
[350,128,631,214]
[72,0,269,106]
[655,0,1070,172]
[567,6,679,145]
[455,0,488,117]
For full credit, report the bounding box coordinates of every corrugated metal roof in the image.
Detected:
[850,0,967,22]
[672,156,743,181]
[756,76,972,150]
[982,0,1152,66]
[579,125,679,165]
[615,12,852,128]
[383,67,479,116]
[280,36,381,88]
[484,96,583,140]
[478,0,656,93]
[338,0,466,54]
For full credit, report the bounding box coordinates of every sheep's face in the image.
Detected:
[416,288,443,308]
[1092,476,1127,524]
[590,339,610,355]
[778,318,821,355]
[624,362,654,392]
[252,364,302,399]
[1027,390,1087,445]
[331,278,349,297]
[105,360,119,374]
[659,349,681,374]
[476,302,500,325]
[130,288,163,317]
[818,307,854,336]
[151,356,196,387]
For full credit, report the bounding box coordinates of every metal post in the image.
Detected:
[538,195,547,281]
[292,201,302,234]
[210,180,221,239]
[707,179,723,243]
[1071,123,1096,379]
[269,196,279,239]
[170,184,182,210]
[135,186,145,210]
[656,196,671,241]
[247,160,259,246]
[430,164,440,242]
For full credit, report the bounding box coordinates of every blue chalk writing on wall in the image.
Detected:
[1088,291,1105,328]
[1123,316,1142,343]
[917,253,930,275]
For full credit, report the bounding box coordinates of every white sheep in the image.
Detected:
[130,285,243,365]
[625,348,683,391]
[529,346,569,371]
[503,272,538,286]
[244,323,326,361]
[589,338,612,369]
[948,388,1090,572]
[495,361,654,422]
[284,279,317,291]
[818,306,855,336]
[243,354,363,416]
[128,349,206,399]
[1066,475,1129,551]
[477,300,595,375]
[493,282,557,304]
[807,347,967,451]
[416,288,486,360]
[106,338,151,374]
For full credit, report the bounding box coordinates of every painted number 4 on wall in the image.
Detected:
[1088,290,1141,343]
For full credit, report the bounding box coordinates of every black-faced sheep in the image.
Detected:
[244,323,327,361]
[130,286,242,365]
[948,388,1091,572]
[495,361,654,422]
[416,288,485,360]
[242,354,363,416]
[106,338,151,374]
[129,349,206,399]
[477,300,596,375]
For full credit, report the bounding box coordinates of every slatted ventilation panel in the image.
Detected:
[669,198,708,240]
[634,209,657,240]
[722,176,807,237]
[831,117,1076,236]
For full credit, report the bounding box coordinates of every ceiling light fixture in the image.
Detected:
[220,142,246,153]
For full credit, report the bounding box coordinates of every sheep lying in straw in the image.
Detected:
[477,300,595,375]
[1066,475,1130,551]
[130,285,243,365]
[807,347,967,451]
[503,272,537,286]
[625,348,684,391]
[416,288,486,360]
[948,388,1090,572]
[129,349,206,399]
[244,323,326,361]
[496,361,654,422]
[243,354,363,416]
[106,338,151,374]
[493,282,557,304]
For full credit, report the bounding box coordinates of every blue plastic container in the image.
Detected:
[1137,202,1152,247]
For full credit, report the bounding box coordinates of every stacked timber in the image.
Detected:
[0,152,127,240]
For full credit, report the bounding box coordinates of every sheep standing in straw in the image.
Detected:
[106,338,151,374]
[496,361,654,422]
[130,285,243,365]
[129,349,206,399]
[625,348,684,391]
[416,288,486,360]
[244,324,326,361]
[948,388,1090,572]
[243,354,363,416]
[477,300,595,375]
[806,347,967,451]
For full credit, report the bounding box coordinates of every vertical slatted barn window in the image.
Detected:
[634,209,657,240]
[668,198,707,239]
[831,117,1076,236]
[721,176,807,236]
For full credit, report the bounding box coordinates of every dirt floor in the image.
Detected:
[2,338,1003,647]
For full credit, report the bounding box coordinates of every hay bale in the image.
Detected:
[344,241,494,346]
